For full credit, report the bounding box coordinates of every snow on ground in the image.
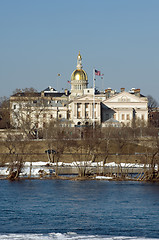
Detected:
[0,162,52,177]
[95,176,113,180]
[0,161,158,177]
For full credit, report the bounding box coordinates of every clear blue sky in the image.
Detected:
[0,0,159,102]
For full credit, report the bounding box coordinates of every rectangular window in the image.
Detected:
[126,114,130,120]
[141,114,144,120]
[77,111,81,119]
[122,114,125,120]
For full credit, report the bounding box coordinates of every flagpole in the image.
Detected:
[93,68,95,129]
[57,73,61,91]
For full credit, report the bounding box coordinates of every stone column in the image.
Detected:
[90,103,93,120]
[74,103,77,118]
[82,103,85,119]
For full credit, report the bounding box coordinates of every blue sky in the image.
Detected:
[0,0,159,102]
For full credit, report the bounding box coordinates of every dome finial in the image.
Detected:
[77,51,82,69]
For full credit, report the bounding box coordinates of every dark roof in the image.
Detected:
[11,92,41,97]
[11,91,70,98]
[43,87,57,91]
[105,118,120,123]
[44,92,66,97]
[130,92,146,98]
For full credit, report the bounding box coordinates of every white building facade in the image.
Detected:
[102,90,148,127]
[10,52,148,129]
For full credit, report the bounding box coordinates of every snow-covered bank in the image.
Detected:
[0,161,158,178]
[96,176,113,180]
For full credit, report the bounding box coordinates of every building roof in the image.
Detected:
[11,92,40,97]
[49,101,63,107]
[71,69,88,81]
[44,92,67,97]
[105,118,119,123]
[43,86,57,92]
[103,118,122,127]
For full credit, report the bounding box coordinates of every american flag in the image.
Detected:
[95,69,101,76]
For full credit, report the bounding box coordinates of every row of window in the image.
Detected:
[77,111,97,119]
[114,114,145,121]
[113,114,131,121]
[120,114,130,121]
[77,103,97,109]
[35,113,62,119]
[73,85,82,90]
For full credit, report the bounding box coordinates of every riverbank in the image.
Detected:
[1,160,159,182]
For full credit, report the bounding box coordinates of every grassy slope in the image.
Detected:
[0,138,155,164]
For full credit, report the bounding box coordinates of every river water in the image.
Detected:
[0,180,159,240]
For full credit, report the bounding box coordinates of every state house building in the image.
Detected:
[10,52,148,129]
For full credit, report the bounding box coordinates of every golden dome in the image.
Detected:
[71,69,88,81]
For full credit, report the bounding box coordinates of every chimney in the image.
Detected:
[121,88,125,92]
[41,91,45,97]
[105,88,111,99]
[134,89,140,97]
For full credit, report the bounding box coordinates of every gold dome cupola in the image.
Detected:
[71,52,88,96]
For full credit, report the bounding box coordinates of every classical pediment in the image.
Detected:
[103,91,147,104]
[73,95,101,103]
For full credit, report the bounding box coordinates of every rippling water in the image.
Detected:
[0,180,159,240]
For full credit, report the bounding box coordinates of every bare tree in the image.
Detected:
[44,120,70,176]
[147,95,158,112]
[100,127,112,168]
[12,87,37,95]
[0,96,10,129]
[146,130,159,180]
[3,134,25,180]
[65,127,102,177]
